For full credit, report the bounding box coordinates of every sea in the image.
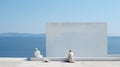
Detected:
[0,36,46,57]
[0,36,120,57]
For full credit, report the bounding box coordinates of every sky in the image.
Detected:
[0,0,120,36]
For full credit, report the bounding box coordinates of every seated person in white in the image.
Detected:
[34,48,43,58]
[67,50,75,63]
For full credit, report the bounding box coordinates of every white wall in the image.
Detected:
[46,23,107,57]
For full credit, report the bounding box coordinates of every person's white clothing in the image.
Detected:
[68,51,75,63]
[34,48,43,58]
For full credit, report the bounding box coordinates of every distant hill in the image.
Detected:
[0,33,45,37]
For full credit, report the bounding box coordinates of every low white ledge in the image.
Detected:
[30,57,120,61]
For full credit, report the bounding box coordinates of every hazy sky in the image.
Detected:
[0,0,120,36]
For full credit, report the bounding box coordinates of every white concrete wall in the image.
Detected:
[46,23,107,57]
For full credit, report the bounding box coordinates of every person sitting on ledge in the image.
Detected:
[34,48,43,58]
[67,50,75,63]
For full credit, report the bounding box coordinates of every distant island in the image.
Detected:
[0,33,45,37]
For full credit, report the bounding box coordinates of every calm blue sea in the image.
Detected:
[0,36,120,57]
[0,36,46,57]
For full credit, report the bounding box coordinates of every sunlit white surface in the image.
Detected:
[1,58,120,67]
[46,23,107,57]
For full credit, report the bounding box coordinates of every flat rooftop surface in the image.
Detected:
[1,58,120,67]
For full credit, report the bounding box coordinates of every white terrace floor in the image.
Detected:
[1,58,120,67]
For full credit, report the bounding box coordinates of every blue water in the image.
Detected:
[0,36,120,57]
[0,36,46,57]
[108,36,120,54]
